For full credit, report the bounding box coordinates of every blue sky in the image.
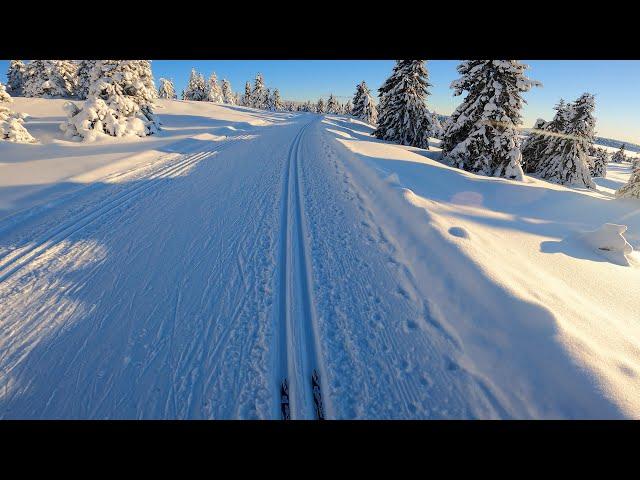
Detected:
[2,60,638,143]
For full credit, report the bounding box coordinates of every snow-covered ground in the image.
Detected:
[0,99,638,418]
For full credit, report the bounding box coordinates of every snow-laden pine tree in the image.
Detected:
[251,73,268,109]
[351,81,377,125]
[0,82,35,143]
[612,144,627,163]
[592,147,608,178]
[206,73,224,103]
[522,99,571,174]
[76,60,97,99]
[265,88,272,109]
[242,81,252,106]
[536,93,596,188]
[7,60,27,95]
[521,98,567,173]
[23,60,78,98]
[60,60,158,141]
[327,94,340,114]
[221,79,235,104]
[158,78,177,99]
[521,118,549,173]
[443,60,540,180]
[344,99,352,116]
[271,88,283,111]
[316,98,325,114]
[373,60,434,149]
[183,68,208,101]
[616,164,640,199]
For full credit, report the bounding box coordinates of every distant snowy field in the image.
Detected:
[0,98,638,419]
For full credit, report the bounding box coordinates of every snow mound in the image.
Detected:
[579,223,634,266]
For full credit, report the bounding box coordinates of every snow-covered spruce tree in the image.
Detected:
[221,79,235,104]
[536,93,596,188]
[316,98,325,114]
[206,73,224,103]
[521,118,549,173]
[612,144,627,163]
[592,147,608,178]
[183,68,208,101]
[344,99,352,116]
[158,78,177,99]
[265,88,272,110]
[522,99,572,174]
[242,81,252,106]
[375,61,402,129]
[76,60,97,99]
[7,60,27,95]
[616,163,640,199]
[23,60,78,98]
[251,73,268,109]
[327,94,340,114]
[443,60,540,180]
[351,81,377,125]
[0,82,35,143]
[373,60,434,149]
[271,88,283,111]
[60,60,158,141]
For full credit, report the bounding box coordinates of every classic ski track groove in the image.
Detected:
[276,118,326,420]
[0,136,245,285]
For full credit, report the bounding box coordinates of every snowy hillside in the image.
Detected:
[0,98,638,419]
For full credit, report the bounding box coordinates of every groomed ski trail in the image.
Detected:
[275,117,327,420]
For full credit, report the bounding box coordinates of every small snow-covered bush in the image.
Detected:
[0,82,35,143]
[611,144,627,163]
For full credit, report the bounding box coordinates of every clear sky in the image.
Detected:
[2,60,638,143]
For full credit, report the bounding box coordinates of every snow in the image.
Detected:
[578,223,634,266]
[322,114,640,418]
[0,98,638,419]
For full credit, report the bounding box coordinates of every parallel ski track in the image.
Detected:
[276,118,326,420]
[0,136,246,285]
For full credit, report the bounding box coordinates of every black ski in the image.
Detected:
[311,370,325,420]
[281,379,290,420]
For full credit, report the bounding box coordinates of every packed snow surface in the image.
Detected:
[0,99,638,419]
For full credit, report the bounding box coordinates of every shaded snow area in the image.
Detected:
[0,99,638,419]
